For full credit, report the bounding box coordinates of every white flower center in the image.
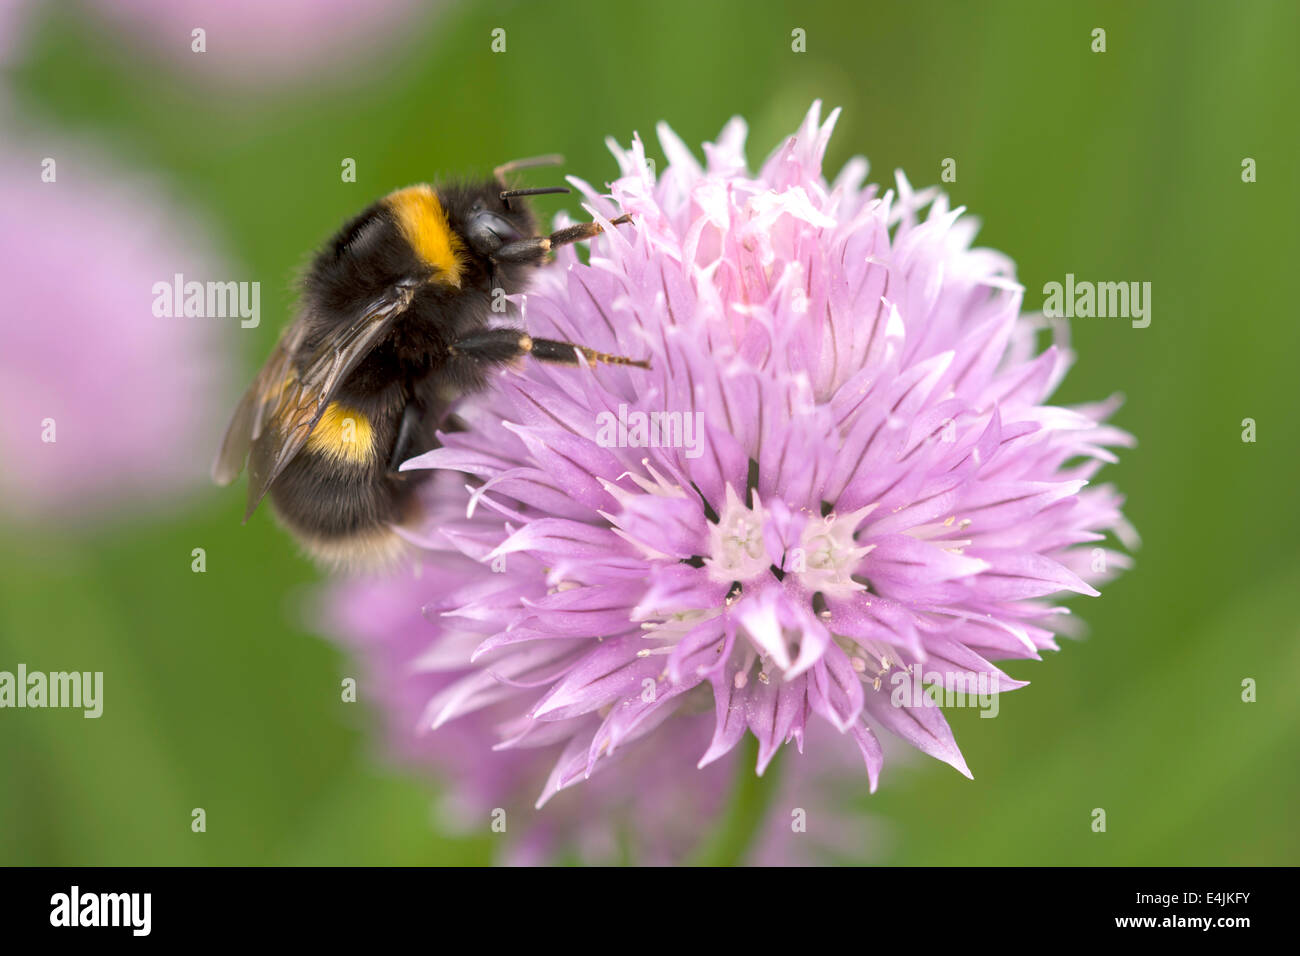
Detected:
[705,485,770,584]
[792,506,876,598]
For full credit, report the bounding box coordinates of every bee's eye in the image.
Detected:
[466,210,519,253]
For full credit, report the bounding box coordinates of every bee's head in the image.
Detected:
[438,180,553,299]
[302,176,561,322]
[458,180,563,256]
[459,153,567,257]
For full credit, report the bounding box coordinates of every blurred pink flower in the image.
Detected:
[0,0,26,67]
[0,121,230,519]
[85,0,433,86]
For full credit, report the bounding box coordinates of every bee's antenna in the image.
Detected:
[495,154,565,179]
[499,186,571,202]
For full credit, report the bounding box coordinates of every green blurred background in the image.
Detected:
[1,0,1297,865]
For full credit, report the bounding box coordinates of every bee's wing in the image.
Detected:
[210,282,418,521]
[210,320,305,488]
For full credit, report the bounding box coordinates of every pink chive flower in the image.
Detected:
[319,527,733,865]
[325,564,876,865]
[339,103,1135,812]
[319,478,884,864]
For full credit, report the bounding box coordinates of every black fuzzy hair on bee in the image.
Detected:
[212,163,648,572]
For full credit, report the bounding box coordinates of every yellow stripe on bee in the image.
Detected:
[306,402,374,465]
[386,184,465,288]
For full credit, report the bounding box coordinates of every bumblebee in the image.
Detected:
[212,156,648,570]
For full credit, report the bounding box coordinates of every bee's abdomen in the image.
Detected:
[268,402,425,570]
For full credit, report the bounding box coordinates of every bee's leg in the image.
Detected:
[449,328,650,370]
[492,215,634,265]
[388,399,425,472]
[528,336,651,369]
